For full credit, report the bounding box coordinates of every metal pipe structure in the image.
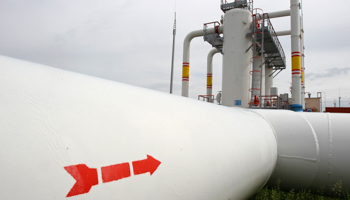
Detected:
[266,9,291,19]
[300,2,306,109]
[290,0,303,111]
[276,30,291,36]
[254,10,290,20]
[265,66,273,97]
[206,48,220,102]
[222,8,252,107]
[254,110,350,195]
[0,55,277,199]
[1,56,350,198]
[181,26,223,97]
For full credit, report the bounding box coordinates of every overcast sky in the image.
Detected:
[1,0,349,110]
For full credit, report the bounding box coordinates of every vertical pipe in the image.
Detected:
[181,27,223,97]
[265,66,273,97]
[300,0,305,109]
[290,0,303,111]
[170,13,176,94]
[207,48,220,102]
[261,55,265,99]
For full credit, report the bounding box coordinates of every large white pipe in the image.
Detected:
[206,48,220,102]
[182,26,223,97]
[222,8,252,107]
[255,110,350,195]
[1,56,350,198]
[290,0,302,111]
[0,55,277,199]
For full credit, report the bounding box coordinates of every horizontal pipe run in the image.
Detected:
[276,30,291,36]
[267,10,291,19]
[0,55,277,199]
[255,10,291,20]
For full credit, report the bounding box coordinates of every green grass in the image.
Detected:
[250,180,350,200]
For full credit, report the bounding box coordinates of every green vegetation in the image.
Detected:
[250,180,349,200]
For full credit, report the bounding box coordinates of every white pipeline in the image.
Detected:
[182,26,223,97]
[206,48,220,102]
[1,56,350,199]
[0,55,277,199]
[254,110,350,195]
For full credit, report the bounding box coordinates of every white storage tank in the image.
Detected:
[221,8,252,107]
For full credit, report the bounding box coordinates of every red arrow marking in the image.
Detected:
[64,155,161,197]
[101,162,131,183]
[132,155,161,176]
[64,164,98,197]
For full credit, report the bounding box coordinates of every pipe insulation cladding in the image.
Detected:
[0,55,277,199]
[0,55,349,199]
[254,110,350,195]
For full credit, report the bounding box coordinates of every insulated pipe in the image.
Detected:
[265,66,273,97]
[290,0,302,111]
[255,10,291,20]
[276,30,291,36]
[254,110,350,196]
[2,56,350,199]
[300,7,306,109]
[207,48,220,102]
[0,55,277,199]
[266,10,291,19]
[182,26,223,97]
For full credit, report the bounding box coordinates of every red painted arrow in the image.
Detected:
[132,155,161,176]
[64,164,98,197]
[64,155,161,198]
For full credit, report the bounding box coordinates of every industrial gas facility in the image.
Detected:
[0,0,349,199]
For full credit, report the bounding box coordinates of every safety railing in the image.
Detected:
[263,13,286,68]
